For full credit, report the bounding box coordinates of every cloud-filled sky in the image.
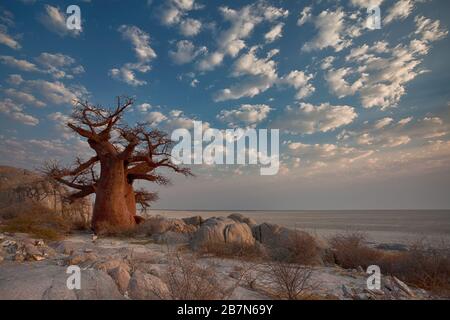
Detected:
[1,0,450,210]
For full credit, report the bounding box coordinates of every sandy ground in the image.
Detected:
[148,210,450,246]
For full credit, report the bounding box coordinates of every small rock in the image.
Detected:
[34,240,45,247]
[84,248,93,253]
[24,243,42,256]
[14,253,25,262]
[357,266,364,273]
[94,259,131,274]
[31,254,45,261]
[69,252,98,265]
[92,235,98,242]
[1,240,16,247]
[108,266,131,295]
[128,270,170,300]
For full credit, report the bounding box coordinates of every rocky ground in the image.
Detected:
[0,214,435,300]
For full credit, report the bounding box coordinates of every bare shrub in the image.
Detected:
[328,232,381,269]
[0,204,73,240]
[268,231,322,265]
[329,232,450,295]
[260,261,318,300]
[379,240,450,295]
[152,251,244,300]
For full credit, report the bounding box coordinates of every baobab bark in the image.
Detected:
[92,157,135,233]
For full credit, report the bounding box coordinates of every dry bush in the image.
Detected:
[328,232,381,269]
[260,261,318,300]
[329,232,450,295]
[0,204,73,240]
[198,241,264,261]
[379,240,450,295]
[268,232,322,265]
[152,251,243,300]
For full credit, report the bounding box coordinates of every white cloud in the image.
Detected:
[217,104,272,128]
[326,25,447,109]
[325,67,363,98]
[2,88,45,107]
[383,135,411,148]
[38,5,81,37]
[302,9,352,52]
[25,79,88,105]
[6,74,24,85]
[179,18,202,36]
[119,25,156,62]
[320,56,335,70]
[264,23,284,43]
[109,25,156,86]
[415,16,448,43]
[137,103,152,112]
[282,70,315,99]
[350,0,384,8]
[374,117,394,129]
[169,40,206,64]
[297,6,312,26]
[197,2,288,71]
[214,47,314,102]
[272,103,357,134]
[0,55,38,72]
[0,18,21,50]
[398,117,413,126]
[0,98,39,126]
[384,0,415,25]
[1,53,84,79]
[35,52,84,79]
[146,111,168,125]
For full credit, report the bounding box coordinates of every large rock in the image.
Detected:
[0,166,92,227]
[252,222,311,248]
[128,270,170,300]
[0,261,123,299]
[190,217,255,251]
[182,216,204,227]
[140,217,197,235]
[108,266,131,295]
[228,213,257,227]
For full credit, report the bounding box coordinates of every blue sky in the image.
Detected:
[1,0,450,210]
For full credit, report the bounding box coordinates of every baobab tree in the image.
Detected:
[44,97,191,234]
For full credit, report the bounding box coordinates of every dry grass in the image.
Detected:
[268,232,322,265]
[151,251,244,300]
[260,261,318,300]
[328,232,450,296]
[198,241,264,261]
[0,205,73,240]
[379,240,450,296]
[328,232,382,269]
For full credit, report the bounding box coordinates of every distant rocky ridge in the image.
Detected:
[0,166,92,227]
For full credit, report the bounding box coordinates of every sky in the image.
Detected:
[0,0,450,210]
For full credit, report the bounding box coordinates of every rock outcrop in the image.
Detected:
[190,217,255,250]
[140,216,197,235]
[227,213,257,227]
[252,222,310,247]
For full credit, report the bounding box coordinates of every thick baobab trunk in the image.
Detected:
[92,157,136,234]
